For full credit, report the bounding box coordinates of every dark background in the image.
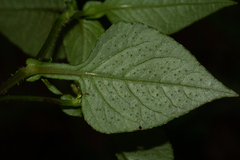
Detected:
[0,0,240,159]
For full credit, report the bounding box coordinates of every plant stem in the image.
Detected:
[35,12,68,60]
[35,2,76,61]
[0,67,32,95]
[0,95,81,107]
[0,59,85,95]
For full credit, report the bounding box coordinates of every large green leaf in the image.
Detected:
[0,0,67,58]
[99,0,236,34]
[63,19,105,65]
[26,22,238,133]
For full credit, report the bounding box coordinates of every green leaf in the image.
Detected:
[116,143,174,160]
[41,78,63,95]
[25,22,238,134]
[64,19,104,65]
[76,22,238,133]
[0,0,67,58]
[102,0,236,34]
[83,1,105,19]
[60,94,82,117]
[62,108,82,117]
[114,128,174,160]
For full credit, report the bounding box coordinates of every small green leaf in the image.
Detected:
[25,22,238,134]
[61,94,74,100]
[60,94,82,117]
[64,19,105,65]
[62,108,82,117]
[116,143,173,160]
[0,0,68,58]
[114,128,174,160]
[41,78,63,95]
[26,75,41,82]
[83,1,105,19]
[103,0,236,34]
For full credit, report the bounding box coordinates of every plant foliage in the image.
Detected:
[0,0,237,159]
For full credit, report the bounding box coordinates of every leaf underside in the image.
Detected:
[0,0,67,58]
[26,22,237,134]
[103,0,236,34]
[36,21,237,133]
[74,22,237,133]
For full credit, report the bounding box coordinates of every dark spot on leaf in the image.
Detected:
[138,126,142,130]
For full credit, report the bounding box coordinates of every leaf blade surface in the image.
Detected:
[75,22,237,133]
[64,19,105,65]
[0,0,67,57]
[27,22,237,133]
[103,0,236,34]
